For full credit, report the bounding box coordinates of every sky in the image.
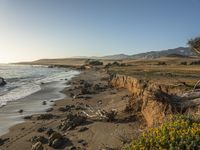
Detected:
[0,0,200,63]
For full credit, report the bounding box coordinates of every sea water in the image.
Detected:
[0,64,79,107]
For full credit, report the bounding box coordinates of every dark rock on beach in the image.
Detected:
[59,113,87,131]
[31,136,47,144]
[0,77,6,86]
[37,114,54,120]
[48,132,69,149]
[31,142,44,150]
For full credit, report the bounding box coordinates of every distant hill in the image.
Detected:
[92,47,195,60]
[129,47,194,59]
[97,54,129,60]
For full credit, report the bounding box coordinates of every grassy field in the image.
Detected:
[107,57,200,89]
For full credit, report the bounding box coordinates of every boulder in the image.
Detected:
[0,138,3,146]
[60,113,87,131]
[31,136,47,144]
[58,107,67,112]
[46,128,54,136]
[37,127,46,133]
[18,109,23,113]
[0,77,6,86]
[48,132,65,148]
[31,142,44,150]
[37,113,54,120]
[51,138,65,149]
[42,101,47,105]
[46,108,53,112]
[0,138,9,146]
[48,132,62,144]
[23,115,32,119]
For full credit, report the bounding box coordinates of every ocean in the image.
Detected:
[0,64,79,107]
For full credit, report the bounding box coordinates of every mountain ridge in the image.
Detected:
[95,47,195,60]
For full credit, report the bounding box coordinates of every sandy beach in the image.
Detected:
[0,80,66,136]
[0,68,145,150]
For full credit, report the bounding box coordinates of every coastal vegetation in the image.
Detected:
[123,115,200,150]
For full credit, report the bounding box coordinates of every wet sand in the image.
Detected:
[0,81,66,136]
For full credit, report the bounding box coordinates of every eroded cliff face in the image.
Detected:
[110,74,176,127]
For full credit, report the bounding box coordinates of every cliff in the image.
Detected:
[110,74,200,127]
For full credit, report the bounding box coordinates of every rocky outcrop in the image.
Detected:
[59,113,87,131]
[0,77,6,86]
[110,74,176,127]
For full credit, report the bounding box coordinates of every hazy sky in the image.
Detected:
[0,0,200,63]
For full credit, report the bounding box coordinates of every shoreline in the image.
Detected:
[0,66,80,136]
[0,80,67,136]
[0,68,144,150]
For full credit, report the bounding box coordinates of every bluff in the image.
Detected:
[110,74,200,127]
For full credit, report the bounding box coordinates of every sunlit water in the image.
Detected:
[0,64,79,107]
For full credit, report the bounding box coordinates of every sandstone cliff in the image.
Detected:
[110,74,200,127]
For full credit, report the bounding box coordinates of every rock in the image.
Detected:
[0,77,6,86]
[0,138,9,146]
[0,140,2,146]
[48,65,54,68]
[37,114,54,120]
[77,139,87,146]
[46,128,54,136]
[82,141,88,146]
[81,88,92,95]
[46,108,53,112]
[48,132,65,148]
[104,110,118,122]
[18,109,23,113]
[23,115,32,119]
[51,138,65,149]
[65,105,72,111]
[42,101,47,105]
[77,139,84,143]
[0,138,3,146]
[79,80,85,84]
[80,81,93,95]
[31,142,44,150]
[83,81,92,88]
[75,105,85,110]
[60,113,87,131]
[77,95,92,99]
[37,127,46,133]
[31,136,47,144]
[48,132,62,144]
[58,107,67,112]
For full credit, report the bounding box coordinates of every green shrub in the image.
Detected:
[88,60,103,66]
[180,61,187,65]
[190,60,200,65]
[157,62,167,65]
[123,115,200,150]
